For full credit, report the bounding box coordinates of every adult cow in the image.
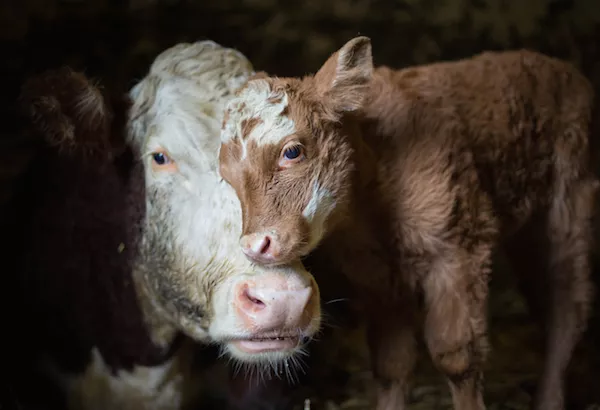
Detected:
[7,40,321,410]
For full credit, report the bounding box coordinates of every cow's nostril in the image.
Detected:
[243,288,266,308]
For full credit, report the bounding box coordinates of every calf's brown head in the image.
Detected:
[219,36,374,266]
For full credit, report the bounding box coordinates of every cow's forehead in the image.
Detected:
[221,79,296,148]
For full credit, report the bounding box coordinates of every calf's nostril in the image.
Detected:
[246,234,271,256]
[258,236,271,254]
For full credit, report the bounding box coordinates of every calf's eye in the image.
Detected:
[278,143,305,169]
[284,146,302,160]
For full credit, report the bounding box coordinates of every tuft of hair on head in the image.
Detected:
[127,40,256,152]
[313,36,374,115]
[19,67,130,161]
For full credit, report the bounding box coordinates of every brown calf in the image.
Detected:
[218,37,598,410]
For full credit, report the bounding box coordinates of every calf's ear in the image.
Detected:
[313,36,373,113]
[19,67,128,161]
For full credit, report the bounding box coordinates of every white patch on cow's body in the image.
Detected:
[302,181,337,250]
[44,348,195,410]
[221,80,296,156]
[128,41,318,351]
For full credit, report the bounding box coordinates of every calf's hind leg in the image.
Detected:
[534,178,597,410]
[422,247,492,410]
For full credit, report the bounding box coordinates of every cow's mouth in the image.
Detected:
[230,335,301,353]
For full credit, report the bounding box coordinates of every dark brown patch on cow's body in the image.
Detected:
[6,70,185,409]
[11,120,179,372]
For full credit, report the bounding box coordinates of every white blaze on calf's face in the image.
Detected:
[127,40,321,364]
[302,181,337,250]
[221,79,297,155]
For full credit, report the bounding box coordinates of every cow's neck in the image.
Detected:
[101,151,183,369]
[131,266,180,350]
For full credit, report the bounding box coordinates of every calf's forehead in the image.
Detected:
[221,79,297,149]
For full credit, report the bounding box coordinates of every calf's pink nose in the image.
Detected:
[240,232,281,263]
[234,278,314,332]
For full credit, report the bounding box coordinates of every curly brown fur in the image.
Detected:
[19,67,129,161]
[219,37,598,410]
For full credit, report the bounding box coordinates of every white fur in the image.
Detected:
[221,79,296,155]
[302,181,337,250]
[128,41,319,355]
[45,348,191,410]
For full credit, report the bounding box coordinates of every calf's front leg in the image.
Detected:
[421,249,491,410]
[366,298,418,410]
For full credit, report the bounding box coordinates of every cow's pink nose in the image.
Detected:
[240,232,281,263]
[234,276,315,332]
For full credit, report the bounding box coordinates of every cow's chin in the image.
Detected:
[223,335,307,364]
[216,322,320,364]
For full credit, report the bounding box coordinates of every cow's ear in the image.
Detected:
[19,67,124,161]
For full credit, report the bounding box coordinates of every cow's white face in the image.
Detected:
[127,41,321,366]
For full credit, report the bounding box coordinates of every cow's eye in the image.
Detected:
[152,152,171,165]
[150,150,177,172]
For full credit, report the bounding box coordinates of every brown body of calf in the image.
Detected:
[219,37,599,410]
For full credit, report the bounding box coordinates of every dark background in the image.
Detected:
[1,0,600,409]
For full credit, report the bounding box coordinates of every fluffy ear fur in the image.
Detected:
[313,36,374,113]
[19,67,130,160]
